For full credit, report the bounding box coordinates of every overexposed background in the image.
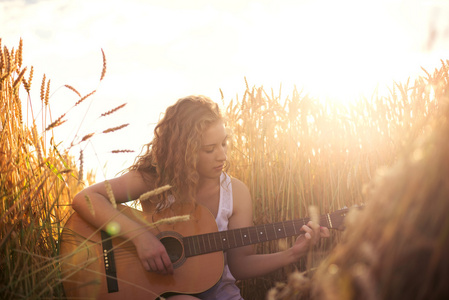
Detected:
[1,0,448,181]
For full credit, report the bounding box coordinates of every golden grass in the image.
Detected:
[1,37,448,299]
[226,62,449,298]
[0,39,117,299]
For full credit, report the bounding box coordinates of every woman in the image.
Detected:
[72,95,330,299]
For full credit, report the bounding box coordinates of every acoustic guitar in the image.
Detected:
[59,203,349,299]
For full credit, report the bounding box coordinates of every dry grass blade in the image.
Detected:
[100,103,127,117]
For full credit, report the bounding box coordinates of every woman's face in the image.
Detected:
[197,120,228,179]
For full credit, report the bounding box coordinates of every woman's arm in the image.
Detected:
[226,178,330,280]
[71,171,174,274]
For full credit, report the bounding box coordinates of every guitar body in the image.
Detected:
[60,203,224,300]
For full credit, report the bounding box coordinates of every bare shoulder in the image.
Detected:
[230,177,251,193]
[229,177,252,229]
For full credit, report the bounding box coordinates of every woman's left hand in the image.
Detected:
[291,221,330,259]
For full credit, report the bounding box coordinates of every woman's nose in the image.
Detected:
[217,145,227,161]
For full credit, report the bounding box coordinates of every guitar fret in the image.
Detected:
[281,222,287,238]
[232,229,238,248]
[256,225,264,242]
[264,224,274,241]
[227,230,237,248]
[207,232,212,253]
[242,227,251,245]
[293,220,298,235]
[194,236,200,255]
[189,236,196,256]
[201,234,207,254]
[274,223,285,239]
[326,214,332,228]
[248,227,257,243]
[220,232,229,250]
[184,238,191,257]
[214,232,219,252]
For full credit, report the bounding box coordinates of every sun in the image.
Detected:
[234,0,428,108]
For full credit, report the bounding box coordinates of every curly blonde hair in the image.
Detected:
[130,95,224,208]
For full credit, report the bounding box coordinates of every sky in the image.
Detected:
[1,0,449,181]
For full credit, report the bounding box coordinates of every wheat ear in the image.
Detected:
[100,48,107,81]
[111,149,135,153]
[100,103,127,117]
[104,180,117,208]
[75,90,96,106]
[138,185,172,202]
[45,113,66,131]
[40,74,46,104]
[102,123,129,134]
[64,85,81,97]
[84,195,95,216]
[13,67,27,89]
[17,38,23,68]
[78,149,84,186]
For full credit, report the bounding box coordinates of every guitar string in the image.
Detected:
[90,214,336,260]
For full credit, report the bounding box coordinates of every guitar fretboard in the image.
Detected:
[183,215,332,257]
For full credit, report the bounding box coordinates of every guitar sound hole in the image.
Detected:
[160,236,183,264]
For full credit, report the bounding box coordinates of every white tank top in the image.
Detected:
[196,173,244,300]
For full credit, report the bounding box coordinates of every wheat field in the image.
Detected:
[1,38,448,299]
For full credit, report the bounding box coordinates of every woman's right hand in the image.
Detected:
[133,232,174,275]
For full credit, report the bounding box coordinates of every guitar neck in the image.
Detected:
[183,214,334,258]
